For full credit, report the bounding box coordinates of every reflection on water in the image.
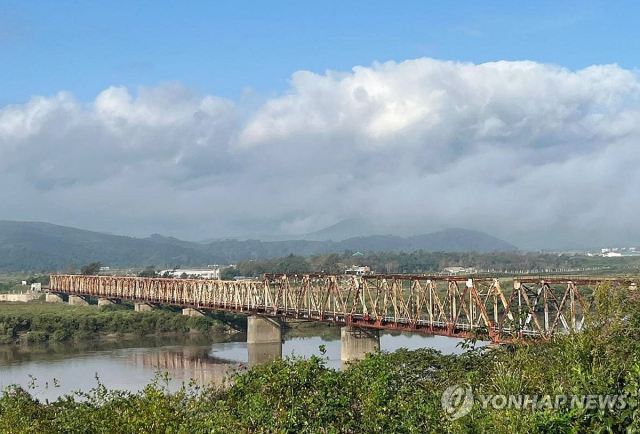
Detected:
[0,328,482,401]
[247,342,283,367]
[127,347,239,385]
[0,334,233,367]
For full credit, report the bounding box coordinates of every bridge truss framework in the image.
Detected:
[48,274,631,342]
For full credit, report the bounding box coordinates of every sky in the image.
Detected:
[2,0,640,249]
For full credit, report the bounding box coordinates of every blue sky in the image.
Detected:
[3,1,640,248]
[2,0,639,105]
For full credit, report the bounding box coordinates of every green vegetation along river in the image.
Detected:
[2,281,640,432]
[0,329,470,402]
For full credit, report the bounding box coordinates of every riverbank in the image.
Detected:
[1,329,639,433]
[0,302,243,345]
[0,282,639,432]
[2,282,640,432]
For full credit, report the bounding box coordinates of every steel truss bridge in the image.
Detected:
[48,274,633,342]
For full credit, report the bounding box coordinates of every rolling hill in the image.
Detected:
[0,220,517,271]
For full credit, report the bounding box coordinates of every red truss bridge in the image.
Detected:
[48,273,635,342]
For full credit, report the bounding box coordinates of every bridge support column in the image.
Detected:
[247,316,282,367]
[98,298,116,307]
[134,303,153,312]
[45,293,64,303]
[341,327,380,365]
[182,308,205,317]
[68,295,89,306]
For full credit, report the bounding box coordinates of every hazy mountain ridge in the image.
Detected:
[0,220,517,271]
[302,218,378,241]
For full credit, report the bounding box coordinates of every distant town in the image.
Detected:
[84,245,640,281]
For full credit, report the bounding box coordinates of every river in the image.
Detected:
[0,328,484,401]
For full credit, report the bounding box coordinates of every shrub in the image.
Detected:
[24,331,48,344]
[52,329,72,342]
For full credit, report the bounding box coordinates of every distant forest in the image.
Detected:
[3,220,639,276]
[0,221,516,272]
[221,250,640,278]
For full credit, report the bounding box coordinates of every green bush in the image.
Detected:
[2,337,639,433]
[24,331,48,343]
[52,329,72,342]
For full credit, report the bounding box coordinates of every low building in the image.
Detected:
[345,266,371,276]
[233,276,259,281]
[159,268,220,280]
[603,252,622,257]
[444,266,476,275]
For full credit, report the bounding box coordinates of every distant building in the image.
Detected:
[159,268,220,280]
[444,266,475,275]
[601,247,640,257]
[603,252,622,257]
[345,266,371,276]
[233,276,258,281]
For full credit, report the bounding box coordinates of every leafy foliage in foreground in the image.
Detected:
[2,283,640,432]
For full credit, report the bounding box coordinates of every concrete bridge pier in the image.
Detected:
[45,293,64,303]
[98,298,117,307]
[134,303,153,312]
[247,316,282,367]
[68,295,89,306]
[182,308,205,317]
[341,326,380,366]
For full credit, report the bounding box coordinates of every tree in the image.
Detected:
[320,253,341,274]
[138,266,157,278]
[81,262,102,276]
[62,264,78,275]
[275,254,310,274]
[220,266,240,280]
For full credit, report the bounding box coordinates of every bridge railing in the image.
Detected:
[49,274,634,341]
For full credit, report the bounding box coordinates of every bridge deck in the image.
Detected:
[49,274,629,342]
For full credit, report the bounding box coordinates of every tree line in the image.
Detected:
[220,250,640,278]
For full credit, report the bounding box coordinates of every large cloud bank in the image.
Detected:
[2,58,639,248]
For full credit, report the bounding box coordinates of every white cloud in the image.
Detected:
[2,58,640,248]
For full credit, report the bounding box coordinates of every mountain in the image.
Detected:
[0,220,517,271]
[0,221,217,272]
[303,218,378,241]
[199,218,382,243]
[406,228,518,252]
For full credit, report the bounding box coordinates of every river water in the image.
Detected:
[0,329,482,401]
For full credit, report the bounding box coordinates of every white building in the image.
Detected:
[345,266,371,276]
[444,266,476,275]
[159,268,220,280]
[603,252,622,258]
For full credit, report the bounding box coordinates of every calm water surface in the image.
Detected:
[0,330,483,401]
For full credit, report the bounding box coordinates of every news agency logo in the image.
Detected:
[441,384,474,420]
[441,384,629,420]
